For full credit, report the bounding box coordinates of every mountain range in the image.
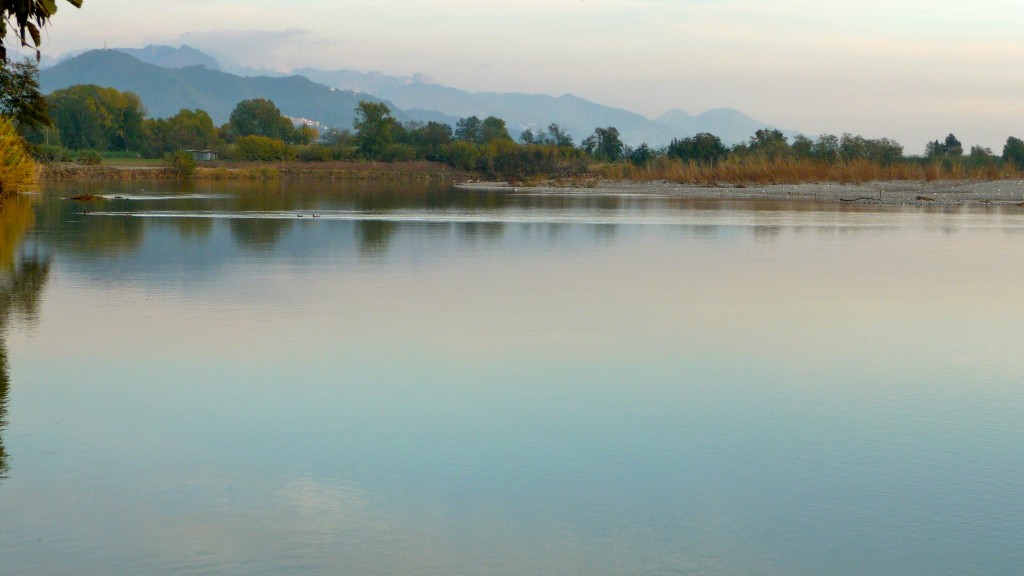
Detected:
[39,45,796,146]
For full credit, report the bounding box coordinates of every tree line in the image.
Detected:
[5,58,1024,179]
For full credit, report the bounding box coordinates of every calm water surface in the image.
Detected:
[1,180,1023,575]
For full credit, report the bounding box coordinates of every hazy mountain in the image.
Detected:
[656,108,802,144]
[308,71,792,145]
[114,45,222,71]
[39,50,390,128]
[295,68,436,95]
[40,45,796,146]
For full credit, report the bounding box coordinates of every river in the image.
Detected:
[2,180,1023,575]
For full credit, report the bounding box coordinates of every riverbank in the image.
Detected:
[456,179,1024,206]
[33,160,1024,206]
[39,160,466,182]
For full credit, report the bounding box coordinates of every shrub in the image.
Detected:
[30,144,74,163]
[76,150,102,165]
[296,144,333,162]
[233,135,295,162]
[1,119,38,197]
[163,150,197,177]
[445,141,481,172]
[383,144,417,162]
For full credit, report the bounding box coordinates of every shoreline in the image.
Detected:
[456,179,1024,206]
[32,162,1024,206]
[38,161,465,182]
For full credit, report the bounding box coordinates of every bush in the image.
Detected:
[232,135,295,162]
[163,151,197,177]
[296,144,333,162]
[76,150,102,165]
[30,145,74,163]
[445,141,481,172]
[383,143,417,162]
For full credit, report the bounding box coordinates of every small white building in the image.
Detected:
[186,150,219,161]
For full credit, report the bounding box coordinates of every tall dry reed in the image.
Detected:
[593,157,1024,185]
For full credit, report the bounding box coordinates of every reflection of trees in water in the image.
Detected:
[0,197,52,480]
[1,195,36,270]
[357,220,396,257]
[229,217,295,250]
[458,221,505,244]
[33,180,523,255]
[752,225,784,240]
[167,216,213,239]
[1,333,8,478]
[33,191,145,257]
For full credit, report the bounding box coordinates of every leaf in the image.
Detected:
[65,0,84,7]
[41,0,59,15]
[27,23,42,48]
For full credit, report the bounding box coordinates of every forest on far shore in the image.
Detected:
[5,58,1024,184]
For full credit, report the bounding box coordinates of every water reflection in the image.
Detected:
[0,326,8,479]
[29,180,1024,262]
[0,196,52,479]
[229,216,295,250]
[357,219,397,256]
[5,181,1024,575]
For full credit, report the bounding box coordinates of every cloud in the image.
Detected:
[166,28,341,71]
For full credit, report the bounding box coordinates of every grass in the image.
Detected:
[102,157,163,168]
[591,156,1024,185]
[192,160,466,181]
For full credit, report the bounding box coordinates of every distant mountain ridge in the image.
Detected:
[114,45,222,71]
[40,45,797,146]
[295,68,437,95]
[39,50,393,129]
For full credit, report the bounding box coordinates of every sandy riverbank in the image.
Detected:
[456,179,1024,206]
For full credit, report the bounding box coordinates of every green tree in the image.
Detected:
[446,140,481,171]
[228,98,295,142]
[0,58,49,129]
[747,128,789,159]
[791,135,813,158]
[966,145,996,168]
[481,116,512,143]
[925,133,963,158]
[142,108,220,157]
[583,126,624,162]
[0,0,83,62]
[628,142,658,165]
[839,133,869,161]
[864,138,903,166]
[667,132,728,164]
[545,123,575,148]
[352,100,395,160]
[45,85,145,151]
[406,121,452,160]
[1003,137,1024,168]
[455,116,484,143]
[294,124,318,145]
[944,133,963,157]
[811,134,840,162]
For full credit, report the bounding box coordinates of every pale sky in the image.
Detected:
[25,0,1024,153]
